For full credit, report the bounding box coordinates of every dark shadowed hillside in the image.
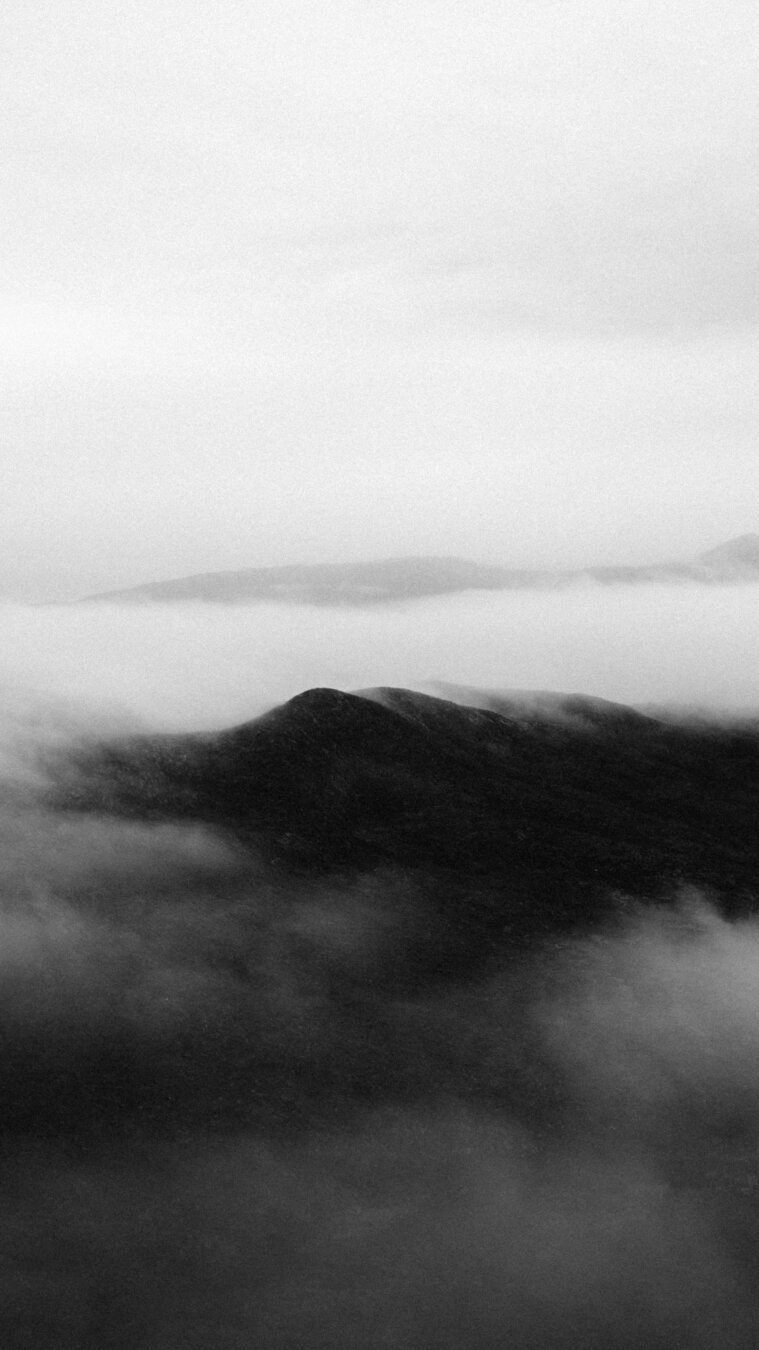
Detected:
[7,687,759,1346]
[51,685,759,966]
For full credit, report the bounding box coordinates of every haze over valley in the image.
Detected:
[3,643,759,1345]
[0,563,759,1344]
[4,0,759,1343]
[5,567,759,734]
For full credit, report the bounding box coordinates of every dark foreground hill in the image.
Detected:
[81,532,759,604]
[52,684,759,965]
[8,688,759,1346]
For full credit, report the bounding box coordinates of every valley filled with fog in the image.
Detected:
[2,585,759,1345]
[5,0,759,1338]
[4,580,759,736]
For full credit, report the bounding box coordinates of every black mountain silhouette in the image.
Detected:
[53,685,759,977]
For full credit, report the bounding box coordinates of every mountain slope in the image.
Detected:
[50,686,759,974]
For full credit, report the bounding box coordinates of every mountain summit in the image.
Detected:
[52,684,759,969]
[697,533,759,574]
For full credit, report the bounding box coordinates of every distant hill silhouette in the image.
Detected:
[80,534,759,605]
[50,684,759,979]
[697,532,759,576]
[83,556,517,605]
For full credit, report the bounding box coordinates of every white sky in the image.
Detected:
[2,0,759,598]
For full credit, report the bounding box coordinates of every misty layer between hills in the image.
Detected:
[1,684,759,1345]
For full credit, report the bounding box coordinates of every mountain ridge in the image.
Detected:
[49,683,759,974]
[79,534,759,606]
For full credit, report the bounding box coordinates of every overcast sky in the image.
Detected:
[3,0,759,599]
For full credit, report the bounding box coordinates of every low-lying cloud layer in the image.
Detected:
[2,772,759,1344]
[3,581,759,732]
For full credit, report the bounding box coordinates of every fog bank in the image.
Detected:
[1,582,759,731]
[1,765,759,1344]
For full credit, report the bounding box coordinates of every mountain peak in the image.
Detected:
[698,533,759,565]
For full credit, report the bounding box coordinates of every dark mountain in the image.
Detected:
[11,686,759,1347]
[80,533,759,605]
[51,685,759,976]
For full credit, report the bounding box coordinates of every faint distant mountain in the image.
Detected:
[576,533,759,586]
[82,557,545,605]
[81,534,759,606]
[695,533,759,578]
